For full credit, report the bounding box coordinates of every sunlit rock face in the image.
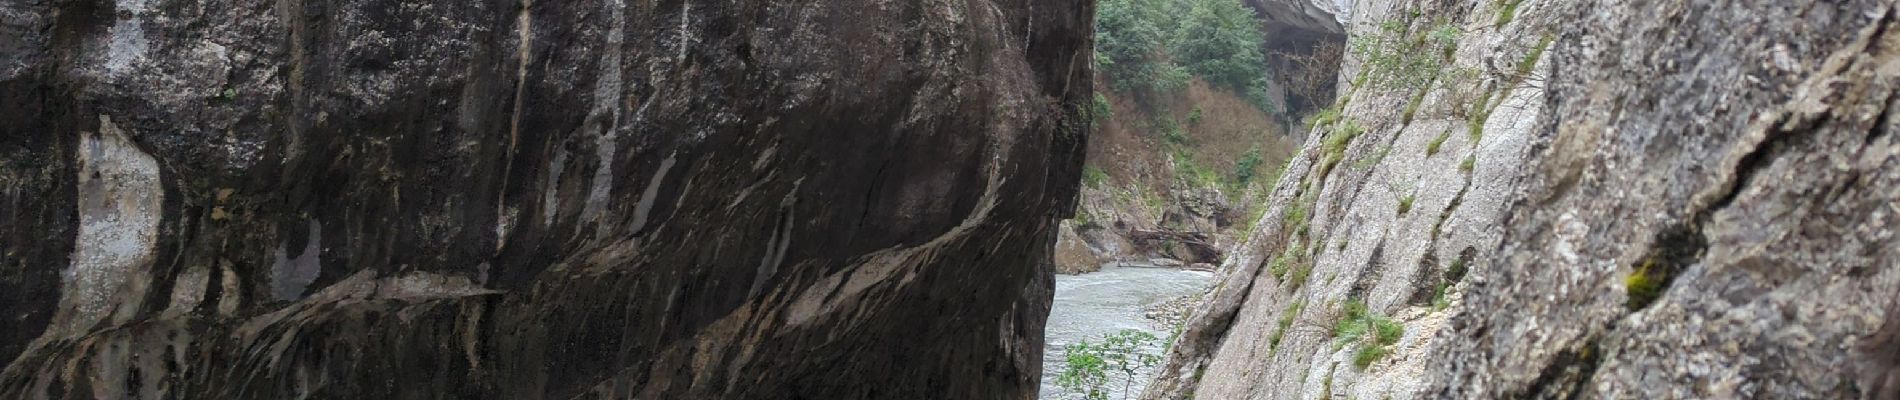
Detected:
[1147,0,1900,399]
[0,0,1093,398]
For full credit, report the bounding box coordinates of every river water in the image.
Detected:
[1040,265,1215,399]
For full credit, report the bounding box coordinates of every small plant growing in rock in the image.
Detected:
[1091,94,1115,127]
[1187,107,1204,125]
[1397,193,1416,215]
[1426,130,1450,156]
[1269,301,1304,350]
[1460,154,1476,173]
[1307,102,1346,129]
[1494,0,1526,28]
[1625,259,1666,310]
[1431,282,1452,311]
[1287,263,1314,291]
[1269,242,1304,279]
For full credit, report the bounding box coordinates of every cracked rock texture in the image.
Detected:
[0,0,1091,398]
[1147,0,1900,399]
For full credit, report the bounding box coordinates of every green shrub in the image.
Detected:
[1187,107,1204,125]
[1091,94,1115,127]
[1159,117,1189,145]
[1056,329,1165,400]
[1397,193,1416,215]
[1460,154,1476,173]
[1082,165,1110,188]
[1235,145,1265,185]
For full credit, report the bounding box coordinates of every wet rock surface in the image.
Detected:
[0,1,1092,398]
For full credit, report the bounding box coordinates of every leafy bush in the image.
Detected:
[1157,117,1189,145]
[1057,329,1165,400]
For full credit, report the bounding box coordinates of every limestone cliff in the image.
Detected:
[0,1,1091,398]
[1149,0,1900,398]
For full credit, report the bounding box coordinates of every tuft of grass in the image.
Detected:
[1318,120,1365,178]
[1355,144,1392,170]
[1307,102,1346,129]
[1516,35,1554,78]
[1397,193,1416,216]
[1494,0,1525,28]
[1287,263,1314,291]
[1400,91,1426,124]
[1426,130,1450,156]
[1353,345,1391,369]
[1446,257,1469,282]
[1431,282,1452,311]
[1460,154,1476,173]
[1269,242,1305,279]
[1372,318,1404,345]
[1334,300,1371,342]
[1334,300,1404,370]
[1270,301,1304,350]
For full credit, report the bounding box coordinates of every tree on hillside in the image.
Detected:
[1172,0,1269,103]
[1096,0,1190,99]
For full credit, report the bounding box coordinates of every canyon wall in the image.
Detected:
[1150,0,1900,398]
[0,0,1091,398]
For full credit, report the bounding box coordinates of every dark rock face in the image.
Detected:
[0,0,1093,398]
